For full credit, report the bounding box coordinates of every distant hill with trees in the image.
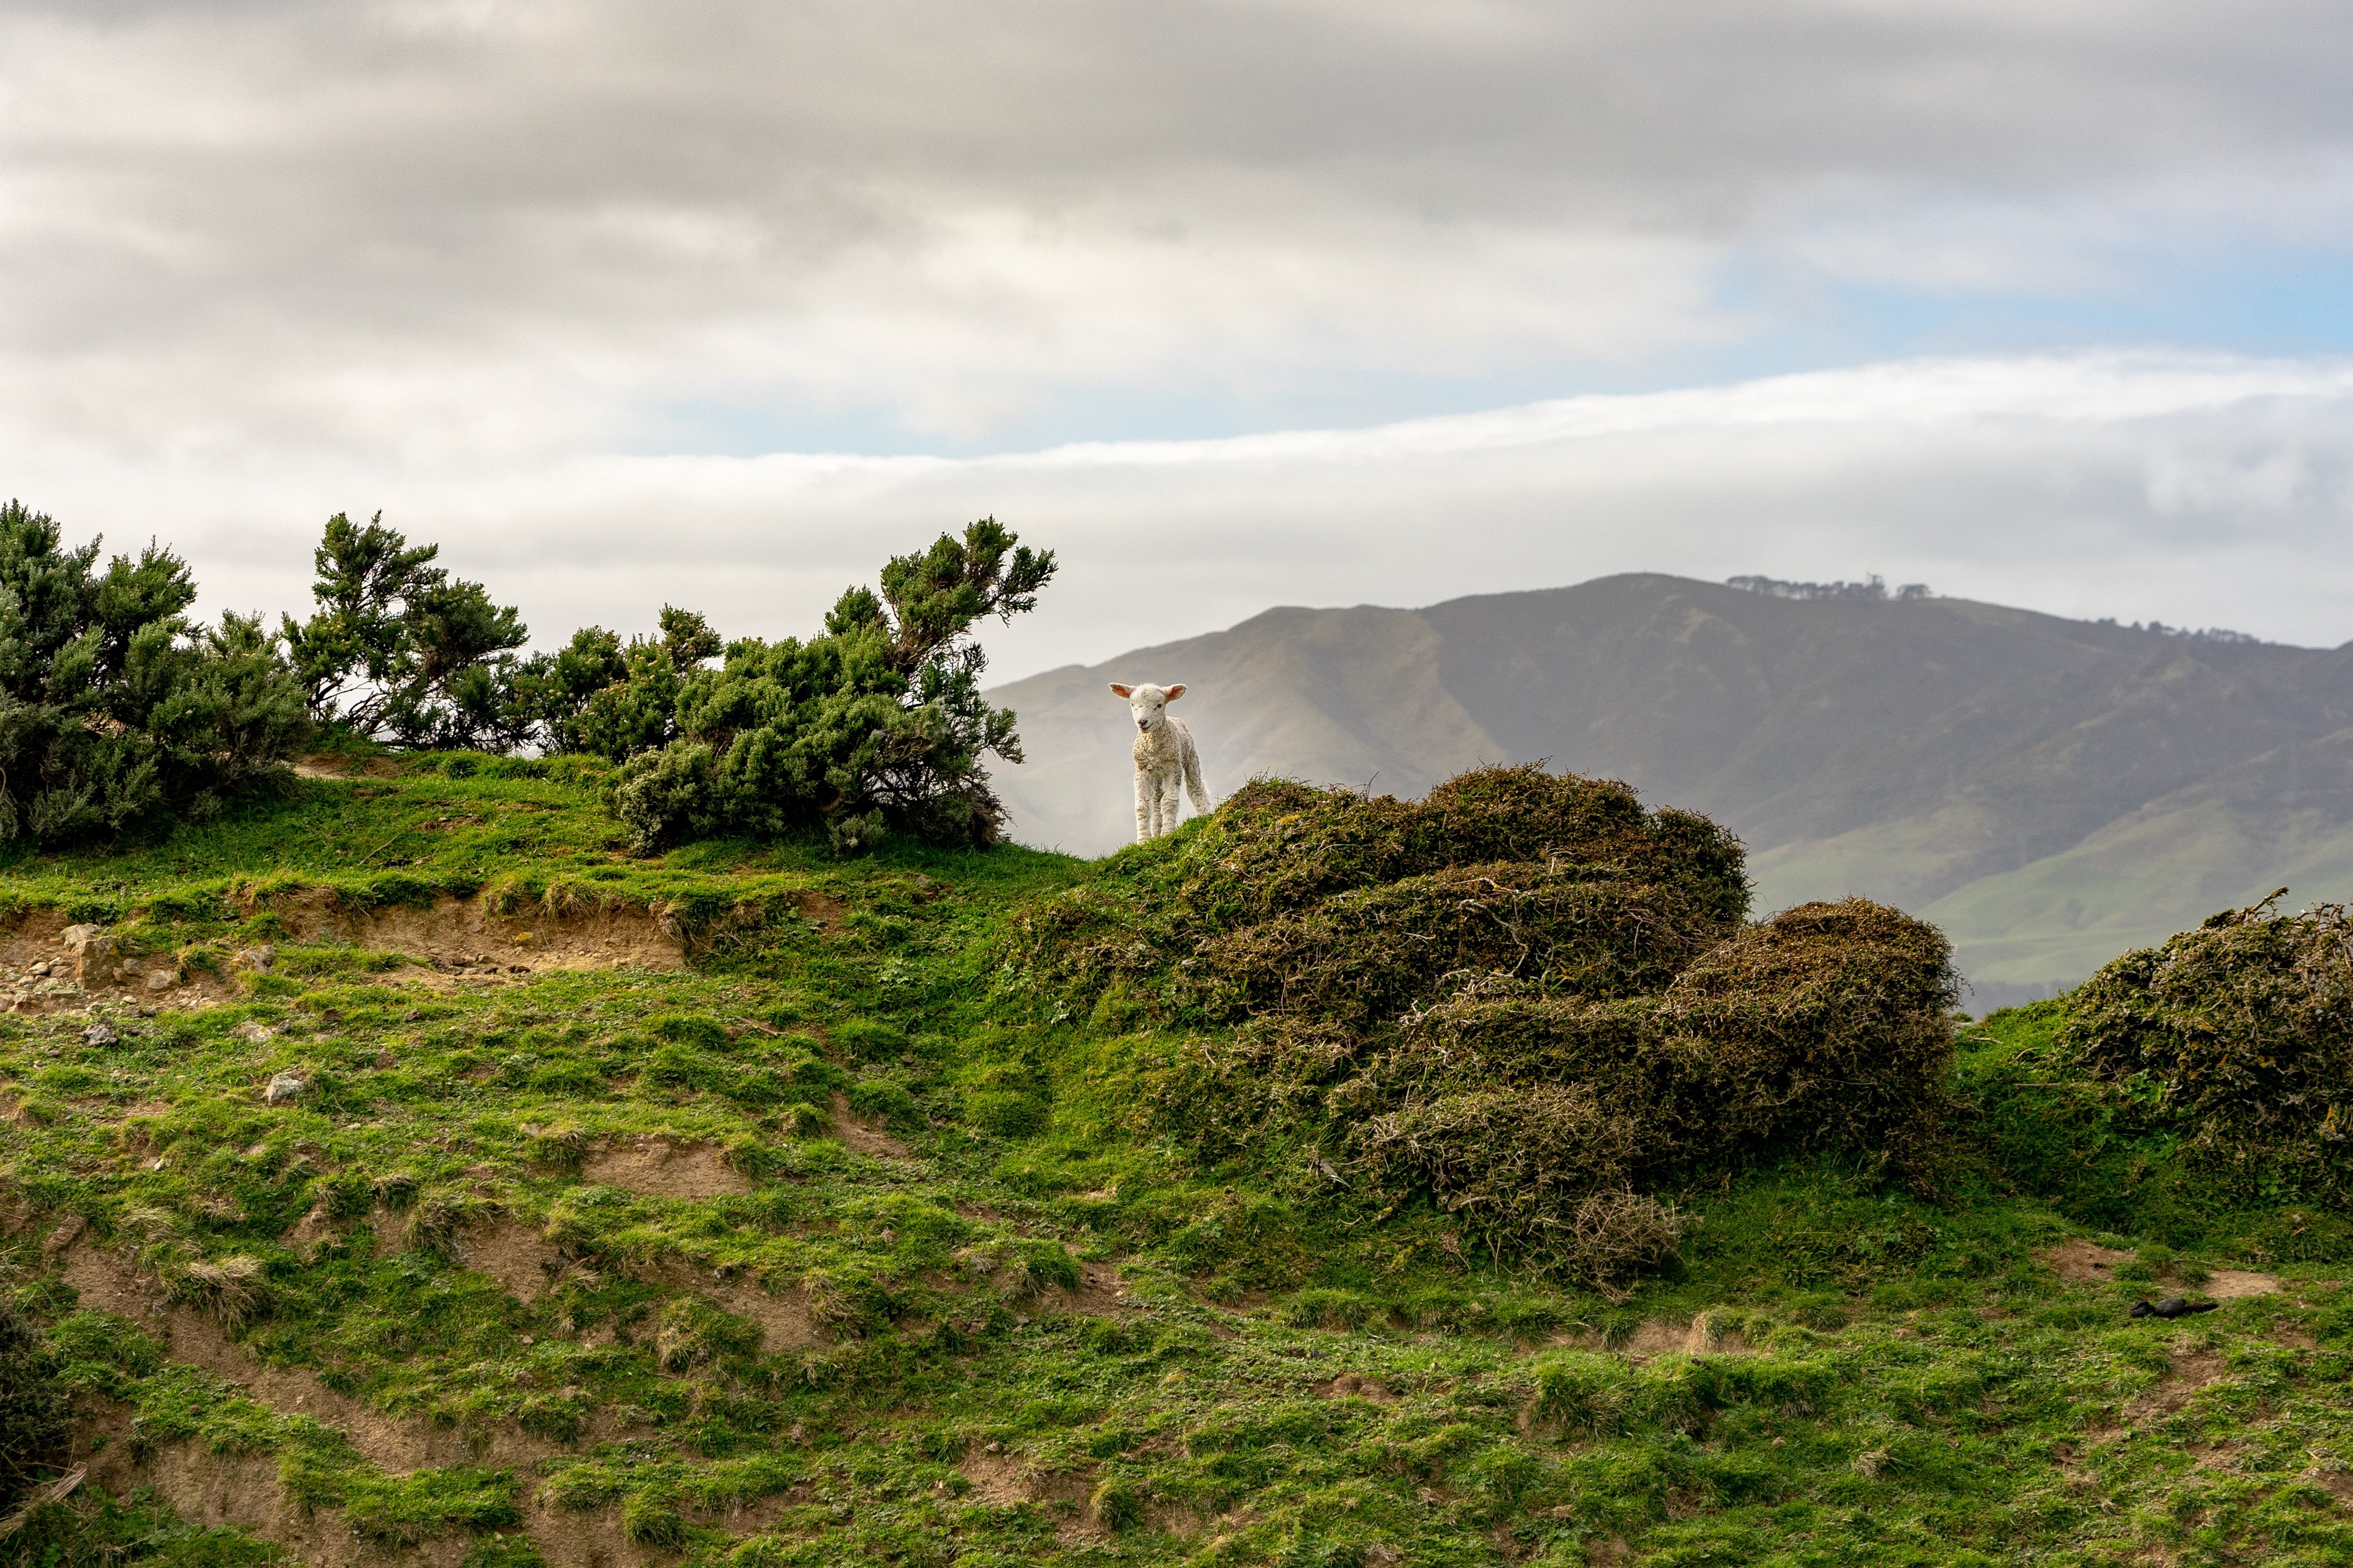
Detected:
[984,573,2353,1006]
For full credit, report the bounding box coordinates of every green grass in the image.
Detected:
[4,760,2352,1566]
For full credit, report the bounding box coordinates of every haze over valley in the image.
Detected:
[992,572,2353,1005]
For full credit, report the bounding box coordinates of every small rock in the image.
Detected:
[144,971,177,992]
[265,1072,308,1105]
[235,1022,279,1044]
[41,1215,87,1257]
[61,924,104,946]
[82,1021,120,1048]
[29,961,51,977]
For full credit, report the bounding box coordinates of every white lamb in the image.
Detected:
[1110,682,1210,842]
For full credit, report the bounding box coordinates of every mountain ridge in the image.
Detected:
[986,573,2353,1003]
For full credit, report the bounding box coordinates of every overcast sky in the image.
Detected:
[4,0,2351,671]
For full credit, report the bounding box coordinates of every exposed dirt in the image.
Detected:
[829,1095,911,1158]
[2124,1347,2230,1423]
[2040,1239,2282,1302]
[455,1218,571,1304]
[796,891,849,931]
[958,1449,1036,1506]
[650,1261,823,1353]
[1,908,238,1014]
[1313,1372,1396,1404]
[1542,1314,1761,1359]
[1040,1257,1131,1318]
[271,889,686,979]
[59,1240,559,1473]
[2042,1239,2132,1283]
[2204,1267,2283,1300]
[581,1137,752,1198]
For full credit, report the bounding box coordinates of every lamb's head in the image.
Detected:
[1109,682,1186,734]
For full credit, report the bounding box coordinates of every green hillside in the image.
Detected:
[5,759,2353,1567]
[989,575,2353,1002]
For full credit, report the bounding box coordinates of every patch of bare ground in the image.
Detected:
[526,1496,665,1568]
[2039,1239,2281,1299]
[958,1449,1037,1506]
[581,1137,752,1198]
[828,1095,909,1158]
[2312,1468,2353,1505]
[2124,1344,2230,1423]
[1041,1257,1130,1317]
[2042,1239,2132,1283]
[1,908,237,1013]
[255,889,686,980]
[1541,1313,1760,1359]
[795,891,848,932]
[1313,1372,1395,1404]
[649,1261,823,1352]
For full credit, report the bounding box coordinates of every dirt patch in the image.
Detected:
[959,1449,1037,1506]
[2314,1469,2353,1505]
[456,1219,571,1304]
[796,891,849,931]
[581,1137,752,1198]
[1313,1372,1395,1404]
[2039,1241,2279,1300]
[2125,1348,2229,1422]
[2204,1267,2282,1299]
[253,890,685,979]
[2043,1240,2132,1283]
[1,909,238,1013]
[1544,1314,1761,1359]
[829,1095,911,1158]
[648,1261,823,1353]
[527,1495,663,1568]
[1042,1257,1130,1317]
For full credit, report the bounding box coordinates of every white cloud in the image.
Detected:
[6,352,2349,675]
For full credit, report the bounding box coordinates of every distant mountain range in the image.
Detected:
[984,573,2353,1008]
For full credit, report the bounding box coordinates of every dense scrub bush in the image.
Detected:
[1011,769,1958,1284]
[281,511,530,750]
[0,499,308,845]
[1008,765,1748,1025]
[595,519,1054,852]
[2055,892,2353,1202]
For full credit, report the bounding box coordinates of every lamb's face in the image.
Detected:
[1109,681,1185,733]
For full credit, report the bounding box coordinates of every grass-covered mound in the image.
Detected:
[1962,892,2353,1262]
[1010,769,1959,1283]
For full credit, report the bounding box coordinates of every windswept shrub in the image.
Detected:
[602,519,1055,852]
[0,499,308,846]
[2057,893,2353,1201]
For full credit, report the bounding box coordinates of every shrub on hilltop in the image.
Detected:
[0,498,309,846]
[280,510,531,750]
[1008,768,1958,1285]
[597,519,1054,853]
[2054,891,2353,1203]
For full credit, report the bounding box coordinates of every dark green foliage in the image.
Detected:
[1017,770,1955,1280]
[2054,893,2353,1203]
[1007,765,1749,1025]
[606,518,1054,853]
[510,608,720,760]
[0,500,307,846]
[0,1296,71,1514]
[280,512,528,750]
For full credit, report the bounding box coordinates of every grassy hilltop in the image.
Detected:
[4,758,2353,1568]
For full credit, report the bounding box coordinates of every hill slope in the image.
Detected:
[988,574,2353,1001]
[4,761,2352,1568]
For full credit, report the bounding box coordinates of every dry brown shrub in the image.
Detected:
[2059,893,2353,1198]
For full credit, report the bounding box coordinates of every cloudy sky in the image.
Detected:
[4,0,2351,672]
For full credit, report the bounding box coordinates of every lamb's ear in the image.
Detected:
[1164,683,1186,702]
[1108,683,1133,698]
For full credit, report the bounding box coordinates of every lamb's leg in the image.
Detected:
[1134,768,1155,843]
[1158,774,1183,836]
[1182,737,1210,815]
